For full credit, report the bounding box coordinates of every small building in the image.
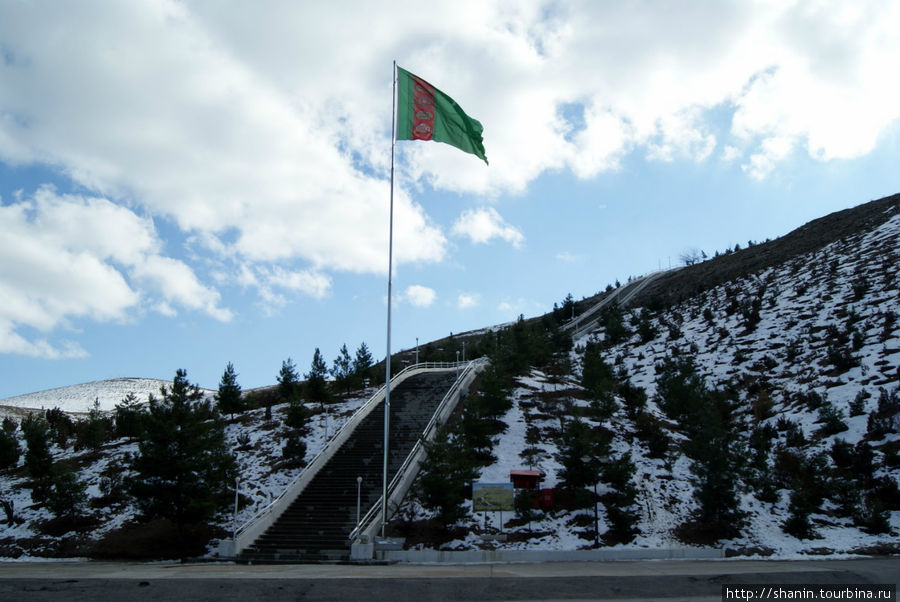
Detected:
[509,469,543,490]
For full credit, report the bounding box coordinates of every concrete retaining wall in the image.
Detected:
[377,546,724,563]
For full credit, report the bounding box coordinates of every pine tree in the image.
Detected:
[554,417,609,506]
[474,366,513,419]
[457,405,495,460]
[330,344,354,394]
[602,451,640,543]
[22,414,53,502]
[281,431,307,468]
[684,391,743,529]
[279,356,307,429]
[783,488,816,539]
[556,292,575,323]
[44,407,75,448]
[47,462,88,520]
[416,427,478,526]
[115,392,145,438]
[127,369,236,531]
[273,357,300,421]
[277,358,300,402]
[658,357,743,538]
[581,341,616,398]
[306,347,330,408]
[284,397,309,430]
[601,306,630,345]
[353,342,374,386]
[215,362,243,419]
[0,420,20,470]
[866,386,899,439]
[76,399,109,452]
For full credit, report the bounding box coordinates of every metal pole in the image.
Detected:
[593,481,599,547]
[415,337,419,365]
[356,476,363,530]
[233,477,239,541]
[382,60,398,538]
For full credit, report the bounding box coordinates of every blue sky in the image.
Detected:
[1,0,899,399]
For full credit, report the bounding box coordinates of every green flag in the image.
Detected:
[395,66,488,165]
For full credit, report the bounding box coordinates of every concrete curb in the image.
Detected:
[377,547,724,563]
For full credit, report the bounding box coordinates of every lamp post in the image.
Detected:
[232,477,240,541]
[415,337,419,365]
[592,481,599,547]
[582,455,599,547]
[356,476,363,530]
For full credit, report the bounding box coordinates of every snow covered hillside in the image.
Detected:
[0,196,897,560]
[0,378,210,417]
[593,209,900,554]
[0,384,373,559]
[391,204,899,557]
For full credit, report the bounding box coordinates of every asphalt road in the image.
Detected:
[0,558,896,601]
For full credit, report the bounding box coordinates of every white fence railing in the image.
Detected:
[566,269,674,339]
[230,361,474,556]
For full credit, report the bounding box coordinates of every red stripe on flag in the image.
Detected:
[411,76,435,141]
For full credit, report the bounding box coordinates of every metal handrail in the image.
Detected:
[567,269,676,338]
[233,360,465,542]
[348,357,488,542]
[563,271,658,330]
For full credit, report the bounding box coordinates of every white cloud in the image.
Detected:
[556,251,581,263]
[569,106,632,178]
[742,135,796,180]
[234,264,332,315]
[132,255,233,322]
[403,285,437,308]
[0,1,896,228]
[0,324,88,360]
[457,293,480,309]
[496,297,541,317]
[0,0,447,277]
[0,187,231,355]
[2,0,900,357]
[721,145,743,162]
[452,207,525,248]
[263,267,332,300]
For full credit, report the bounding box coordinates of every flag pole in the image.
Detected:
[382,60,398,539]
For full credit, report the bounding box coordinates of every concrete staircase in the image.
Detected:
[565,269,674,339]
[239,370,459,563]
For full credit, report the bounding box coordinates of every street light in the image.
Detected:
[356,476,363,530]
[582,455,599,547]
[592,481,599,547]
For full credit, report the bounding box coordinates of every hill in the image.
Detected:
[0,193,897,560]
[391,193,900,556]
[632,192,900,309]
[0,378,213,419]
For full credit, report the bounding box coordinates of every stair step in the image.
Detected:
[243,371,460,561]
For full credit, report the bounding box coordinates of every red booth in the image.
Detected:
[509,469,543,490]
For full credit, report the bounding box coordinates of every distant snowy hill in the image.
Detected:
[0,378,213,416]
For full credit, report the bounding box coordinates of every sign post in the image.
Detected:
[472,483,514,533]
